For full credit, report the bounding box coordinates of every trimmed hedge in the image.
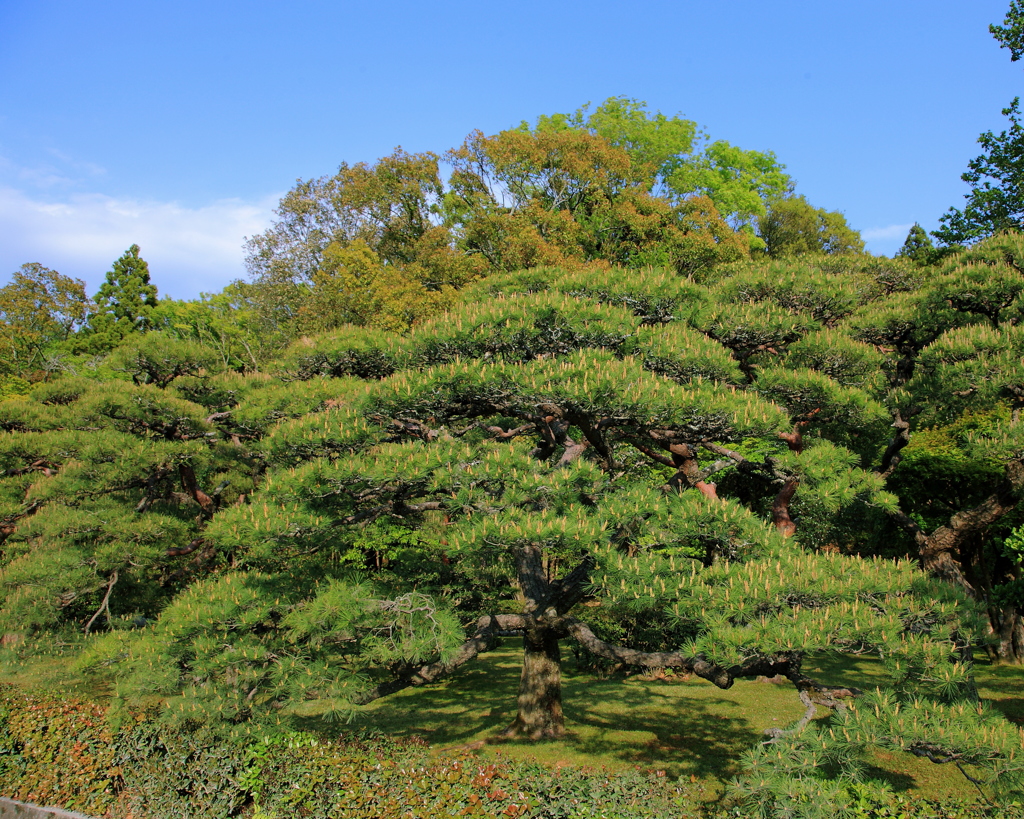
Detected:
[0,686,1019,819]
[0,687,686,818]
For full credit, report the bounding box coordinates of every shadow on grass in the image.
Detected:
[289,645,1012,800]
[973,656,1024,724]
[331,645,809,787]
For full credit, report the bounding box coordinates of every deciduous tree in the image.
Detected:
[757,195,865,258]
[0,264,92,377]
[935,2,1024,244]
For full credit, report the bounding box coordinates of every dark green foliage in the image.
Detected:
[276,327,404,381]
[6,229,1024,815]
[83,244,159,351]
[897,224,945,266]
[936,99,1024,245]
[110,332,222,388]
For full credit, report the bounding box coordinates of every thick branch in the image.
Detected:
[486,423,536,440]
[515,544,549,613]
[764,690,818,741]
[555,436,590,467]
[178,464,214,516]
[166,537,207,558]
[355,614,524,704]
[549,555,596,615]
[890,460,1024,593]
[161,541,219,586]
[566,619,861,707]
[3,459,57,478]
[635,436,719,498]
[629,441,676,468]
[875,410,913,480]
[0,500,43,545]
[573,415,615,468]
[771,478,799,538]
[778,428,804,453]
[700,441,747,463]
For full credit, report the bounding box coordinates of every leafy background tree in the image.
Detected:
[936,1,1024,245]
[757,194,865,258]
[0,264,92,380]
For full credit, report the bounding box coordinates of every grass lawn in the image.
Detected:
[345,645,805,792]
[2,635,1019,806]
[332,643,1019,803]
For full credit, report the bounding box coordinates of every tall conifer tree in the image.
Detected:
[86,244,159,350]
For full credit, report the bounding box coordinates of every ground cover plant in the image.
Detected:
[0,651,1020,818]
[3,79,1024,817]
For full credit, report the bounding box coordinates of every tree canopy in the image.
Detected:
[82,244,159,351]
[5,98,1024,817]
[3,232,1024,813]
[242,98,853,342]
[522,97,793,243]
[936,1,1024,244]
[0,264,92,379]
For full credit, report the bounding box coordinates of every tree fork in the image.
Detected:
[565,618,860,707]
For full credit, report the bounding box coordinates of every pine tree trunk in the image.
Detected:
[990,603,1024,663]
[502,624,565,739]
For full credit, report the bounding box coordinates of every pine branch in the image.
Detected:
[83,571,118,635]
[354,614,524,704]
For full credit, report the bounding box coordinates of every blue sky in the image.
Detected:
[1,0,1020,300]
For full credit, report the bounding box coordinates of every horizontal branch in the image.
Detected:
[355,614,525,704]
[565,619,861,708]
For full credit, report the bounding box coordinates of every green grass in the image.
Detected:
[341,645,805,798]
[317,644,1017,803]
[2,635,1020,806]
[974,654,1024,725]
[0,631,111,700]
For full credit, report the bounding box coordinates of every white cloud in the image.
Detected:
[859,223,916,257]
[0,186,280,300]
[861,223,915,242]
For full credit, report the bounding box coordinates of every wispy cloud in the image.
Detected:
[862,223,914,243]
[0,186,279,300]
[859,222,916,257]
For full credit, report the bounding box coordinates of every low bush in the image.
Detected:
[0,685,1019,819]
[0,687,119,816]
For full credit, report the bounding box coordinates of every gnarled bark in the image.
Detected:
[501,626,564,739]
[889,461,1024,596]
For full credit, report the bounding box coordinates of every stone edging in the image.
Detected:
[0,797,96,819]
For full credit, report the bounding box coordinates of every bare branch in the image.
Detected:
[83,570,118,635]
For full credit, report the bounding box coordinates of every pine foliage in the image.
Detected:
[5,233,1024,812]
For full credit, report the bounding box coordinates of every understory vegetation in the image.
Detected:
[3,85,1024,818]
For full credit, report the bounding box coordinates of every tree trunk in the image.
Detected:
[990,603,1024,663]
[499,544,595,739]
[502,624,565,739]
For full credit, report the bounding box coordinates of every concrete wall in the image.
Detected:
[0,798,96,819]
